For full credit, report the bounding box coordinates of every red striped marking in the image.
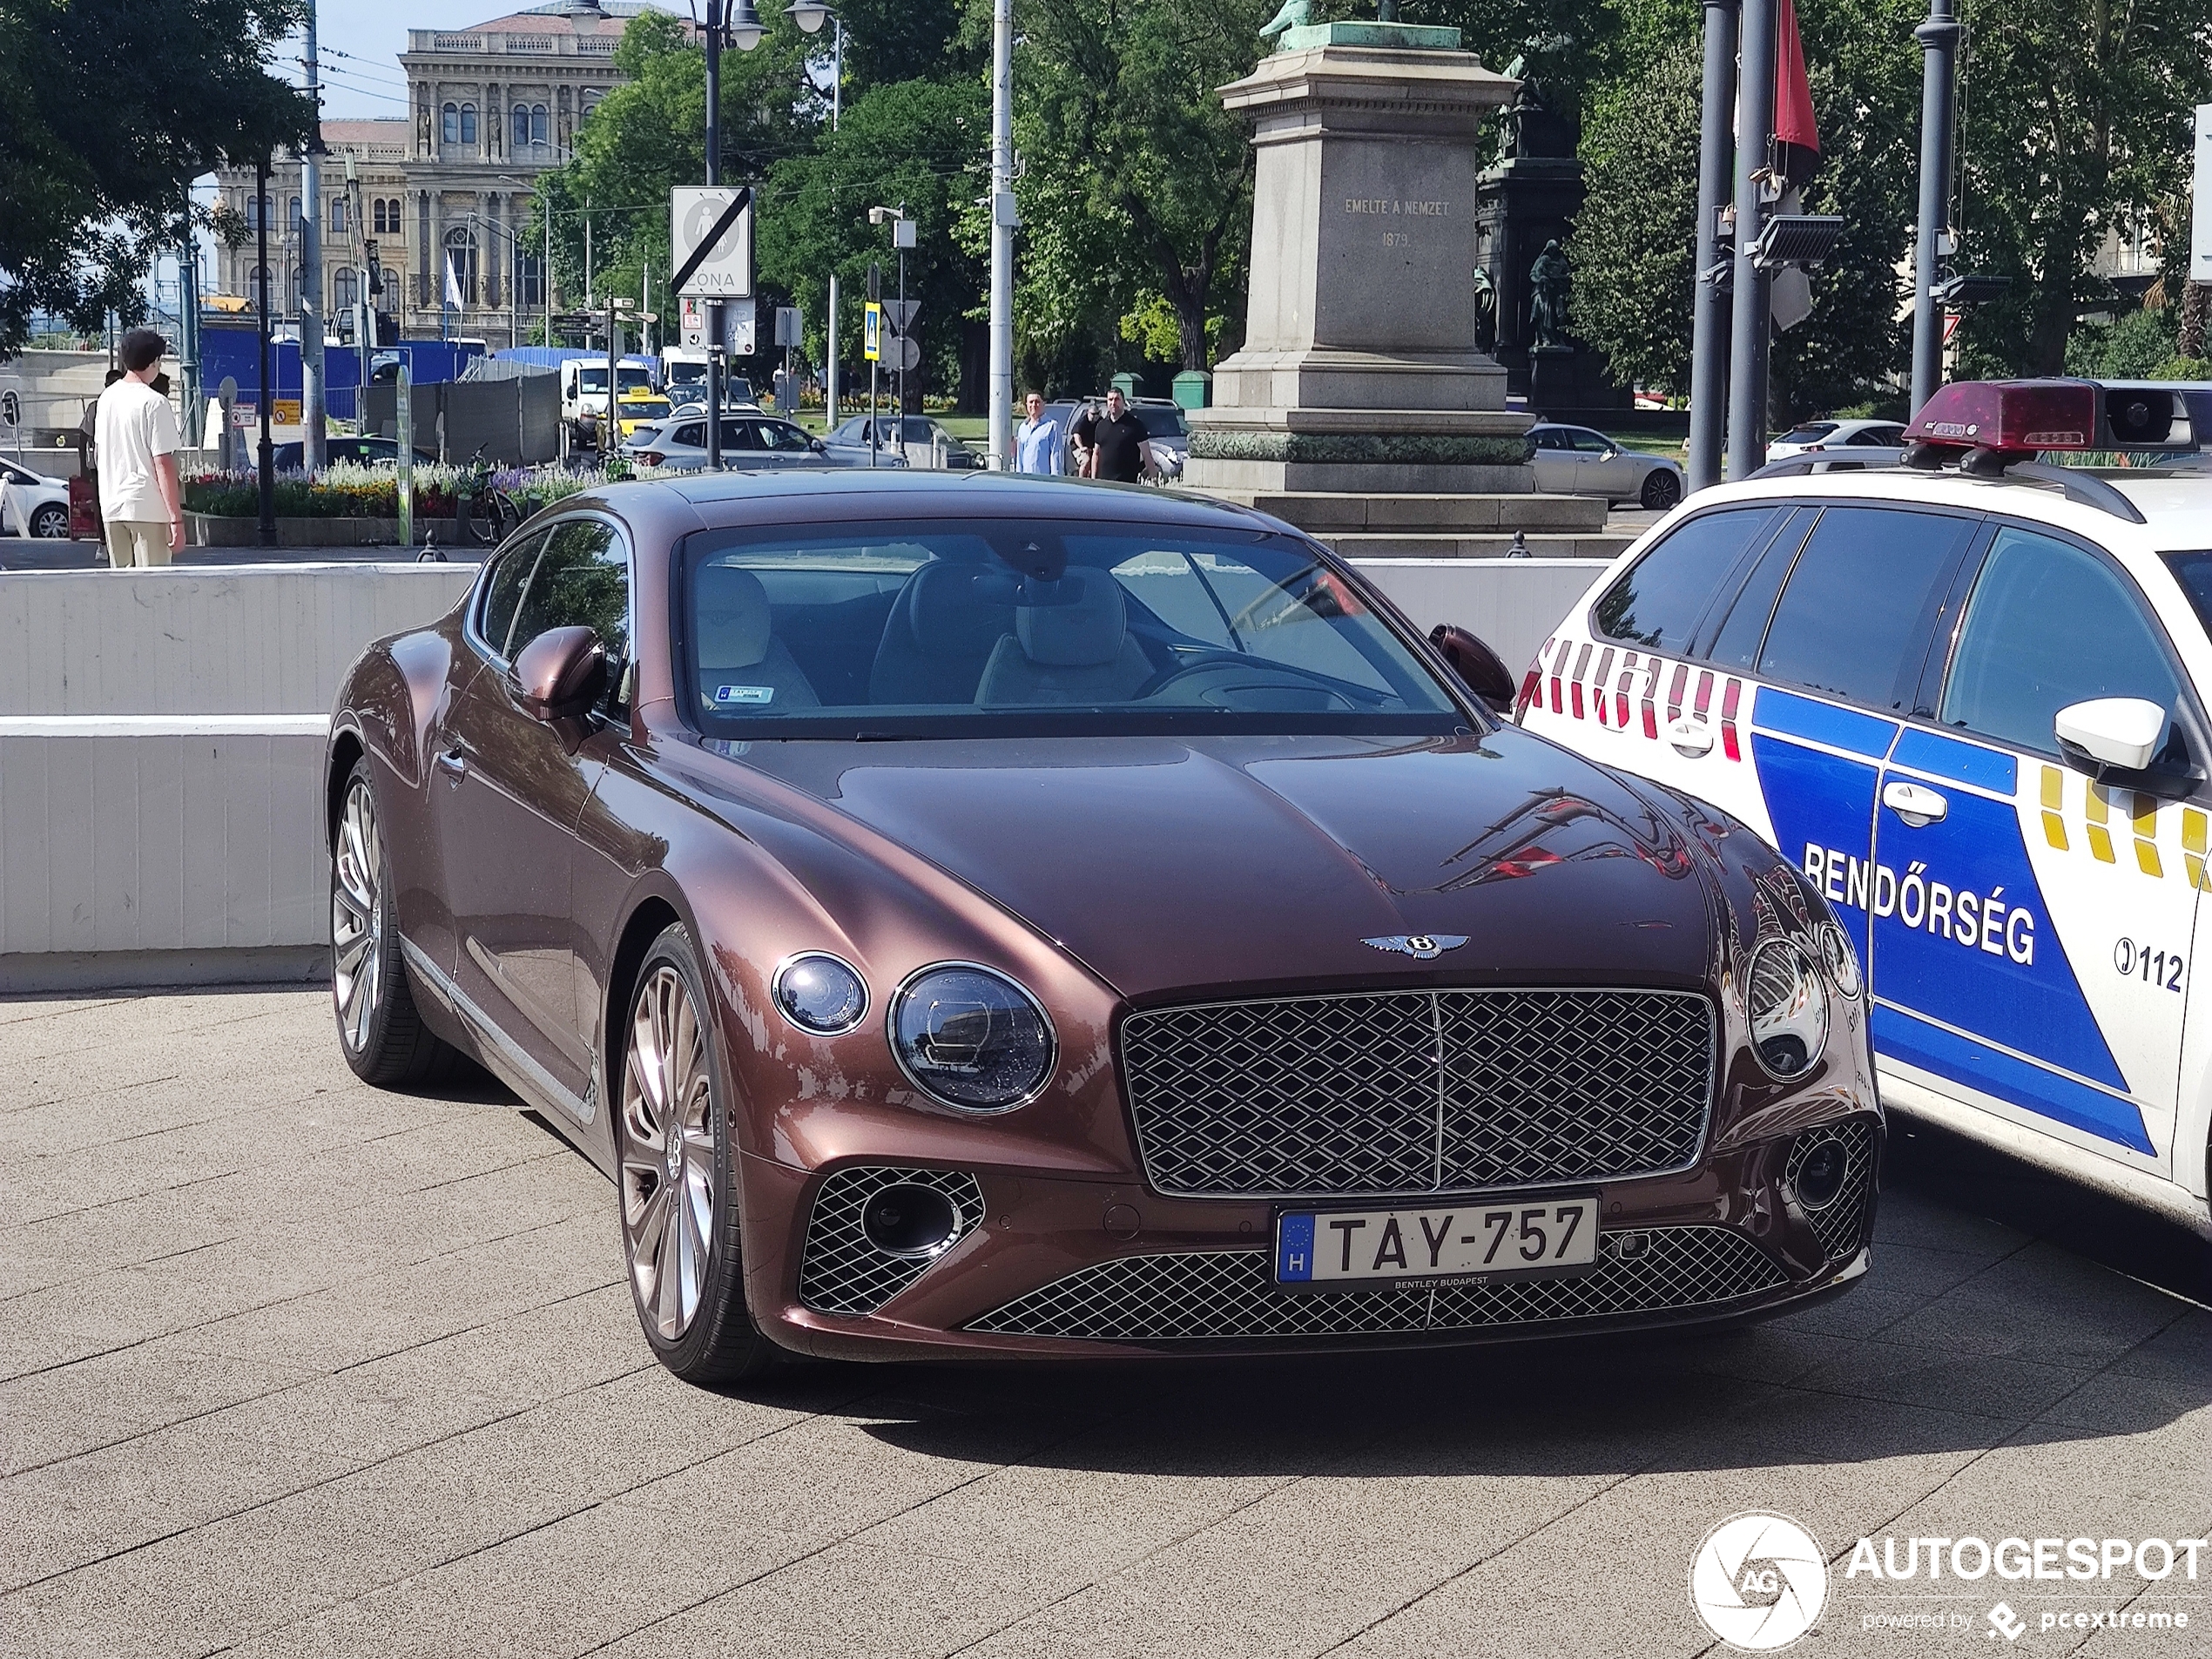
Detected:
[1570,644,1591,719]
[1549,638,1571,713]
[1694,671,1713,718]
[1593,648,1615,724]
[1640,657,1661,738]
[1666,664,1689,723]
[1721,678,1743,760]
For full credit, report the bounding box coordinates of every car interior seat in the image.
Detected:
[868,561,1018,705]
[973,565,1154,706]
[694,563,820,711]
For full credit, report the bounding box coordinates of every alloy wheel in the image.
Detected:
[31,504,68,538]
[621,964,716,1340]
[330,778,384,1054]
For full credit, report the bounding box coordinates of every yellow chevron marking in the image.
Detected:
[2043,813,2070,851]
[2040,765,2065,811]
[2086,786,2115,863]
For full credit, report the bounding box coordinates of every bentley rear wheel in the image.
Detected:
[617,924,777,1383]
[331,759,462,1086]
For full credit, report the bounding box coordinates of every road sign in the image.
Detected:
[0,383,21,429]
[721,296,757,356]
[232,403,258,428]
[888,334,921,372]
[2194,105,2212,282]
[680,296,705,347]
[670,186,753,299]
[863,302,882,362]
[886,300,921,334]
[775,307,803,348]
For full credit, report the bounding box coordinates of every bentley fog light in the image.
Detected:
[1791,1135,1850,1211]
[1817,922,1862,1000]
[889,965,1055,1111]
[1746,938,1829,1080]
[773,953,868,1035]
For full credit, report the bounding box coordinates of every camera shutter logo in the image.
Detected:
[1690,1513,1829,1650]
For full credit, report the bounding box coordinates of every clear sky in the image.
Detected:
[293,2,685,121]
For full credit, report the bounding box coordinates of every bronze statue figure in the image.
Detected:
[1528,239,1570,347]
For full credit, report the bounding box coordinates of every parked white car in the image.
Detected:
[0,456,71,538]
[1528,424,1685,510]
[1767,417,1907,461]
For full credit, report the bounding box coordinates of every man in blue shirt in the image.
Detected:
[1014,391,1065,475]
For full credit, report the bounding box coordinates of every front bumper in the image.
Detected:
[737,1116,1882,1363]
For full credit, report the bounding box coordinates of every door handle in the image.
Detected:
[1665,717,1716,759]
[435,743,467,779]
[1882,779,1947,825]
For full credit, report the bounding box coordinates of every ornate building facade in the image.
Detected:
[211,1,649,344]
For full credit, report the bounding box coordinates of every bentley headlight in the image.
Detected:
[888,964,1055,1111]
[1746,938,1829,1080]
[772,953,868,1035]
[1817,922,1862,1000]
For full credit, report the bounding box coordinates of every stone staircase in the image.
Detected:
[1197,489,1632,560]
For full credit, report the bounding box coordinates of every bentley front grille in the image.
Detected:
[797,1166,985,1317]
[966,1226,1788,1341]
[1120,988,1715,1199]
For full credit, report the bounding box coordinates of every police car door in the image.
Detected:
[1730,504,1982,975]
[1869,523,2202,1176]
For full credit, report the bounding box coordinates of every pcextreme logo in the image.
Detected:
[1691,1512,1830,1650]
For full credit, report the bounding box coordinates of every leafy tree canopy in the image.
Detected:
[0,0,314,352]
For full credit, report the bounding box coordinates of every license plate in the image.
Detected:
[1275,1196,1601,1288]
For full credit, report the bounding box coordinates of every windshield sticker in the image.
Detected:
[714,685,774,705]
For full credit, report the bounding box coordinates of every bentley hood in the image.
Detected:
[725,728,1724,1003]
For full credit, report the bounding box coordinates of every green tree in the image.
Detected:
[0,0,313,351]
[1567,37,1702,395]
[756,75,990,406]
[1017,0,1270,371]
[1952,0,2212,376]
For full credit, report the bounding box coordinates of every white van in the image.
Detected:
[559,356,658,425]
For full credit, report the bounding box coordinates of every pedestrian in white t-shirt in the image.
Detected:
[93,327,185,567]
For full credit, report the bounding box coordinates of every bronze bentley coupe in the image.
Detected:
[325,471,1878,1380]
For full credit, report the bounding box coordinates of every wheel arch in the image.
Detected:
[602,891,687,1105]
[325,725,367,849]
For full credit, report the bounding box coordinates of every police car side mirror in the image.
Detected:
[2055,697,2167,774]
[1429,624,1517,713]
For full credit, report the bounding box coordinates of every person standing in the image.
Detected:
[93,328,185,567]
[1013,391,1064,475]
[1080,388,1148,484]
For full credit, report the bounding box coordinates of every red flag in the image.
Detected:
[1775,0,1820,185]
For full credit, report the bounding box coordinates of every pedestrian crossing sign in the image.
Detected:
[864,302,882,362]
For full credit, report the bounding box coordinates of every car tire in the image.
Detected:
[330,758,468,1087]
[30,503,67,538]
[616,923,779,1385]
[1640,469,1683,511]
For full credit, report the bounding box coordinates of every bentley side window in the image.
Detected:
[479,530,548,660]
[509,519,634,714]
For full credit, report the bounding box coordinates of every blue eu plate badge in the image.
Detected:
[714,685,774,705]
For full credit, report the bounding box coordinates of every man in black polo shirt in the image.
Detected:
[1072,388,1149,483]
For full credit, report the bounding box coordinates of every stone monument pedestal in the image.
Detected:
[1184,26,1622,559]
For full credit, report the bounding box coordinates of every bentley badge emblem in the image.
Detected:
[1363,934,1469,960]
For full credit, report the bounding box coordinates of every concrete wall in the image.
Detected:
[0,555,1611,991]
[0,563,476,718]
[1352,557,1605,673]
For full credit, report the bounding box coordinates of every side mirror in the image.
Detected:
[1429,624,1517,713]
[811,437,826,454]
[512,625,608,722]
[2054,697,2168,776]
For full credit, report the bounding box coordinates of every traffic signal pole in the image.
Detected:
[1686,0,1737,494]
[1910,0,1963,416]
[704,0,724,473]
[1724,0,1778,481]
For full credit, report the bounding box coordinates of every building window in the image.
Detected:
[443,228,478,307]
[331,196,347,233]
[516,251,544,307]
[334,267,359,311]
[442,102,459,145]
[288,195,302,233]
[287,266,305,314]
[371,199,387,235]
[245,192,269,230]
[580,88,602,117]
[513,103,529,150]
[531,103,548,145]
[460,102,478,146]
[247,264,270,310]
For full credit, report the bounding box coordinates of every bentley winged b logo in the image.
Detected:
[1362,934,1470,961]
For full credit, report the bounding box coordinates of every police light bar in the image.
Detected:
[1902,379,2190,458]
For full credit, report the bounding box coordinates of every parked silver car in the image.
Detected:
[1528,424,1684,509]
[632,414,895,474]
[824,415,979,469]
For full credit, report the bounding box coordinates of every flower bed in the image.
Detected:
[181,461,615,520]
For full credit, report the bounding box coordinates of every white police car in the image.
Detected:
[1518,379,2212,1236]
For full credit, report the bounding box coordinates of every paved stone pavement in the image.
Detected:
[3,988,2206,1659]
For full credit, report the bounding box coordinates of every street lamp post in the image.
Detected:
[256,155,275,546]
[987,0,1014,469]
[1723,0,1778,482]
[791,2,844,421]
[1686,0,1737,494]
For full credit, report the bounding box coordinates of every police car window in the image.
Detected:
[1757,507,1974,711]
[2163,552,2212,642]
[1942,528,2183,759]
[1592,508,1784,655]
[1705,506,1818,669]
